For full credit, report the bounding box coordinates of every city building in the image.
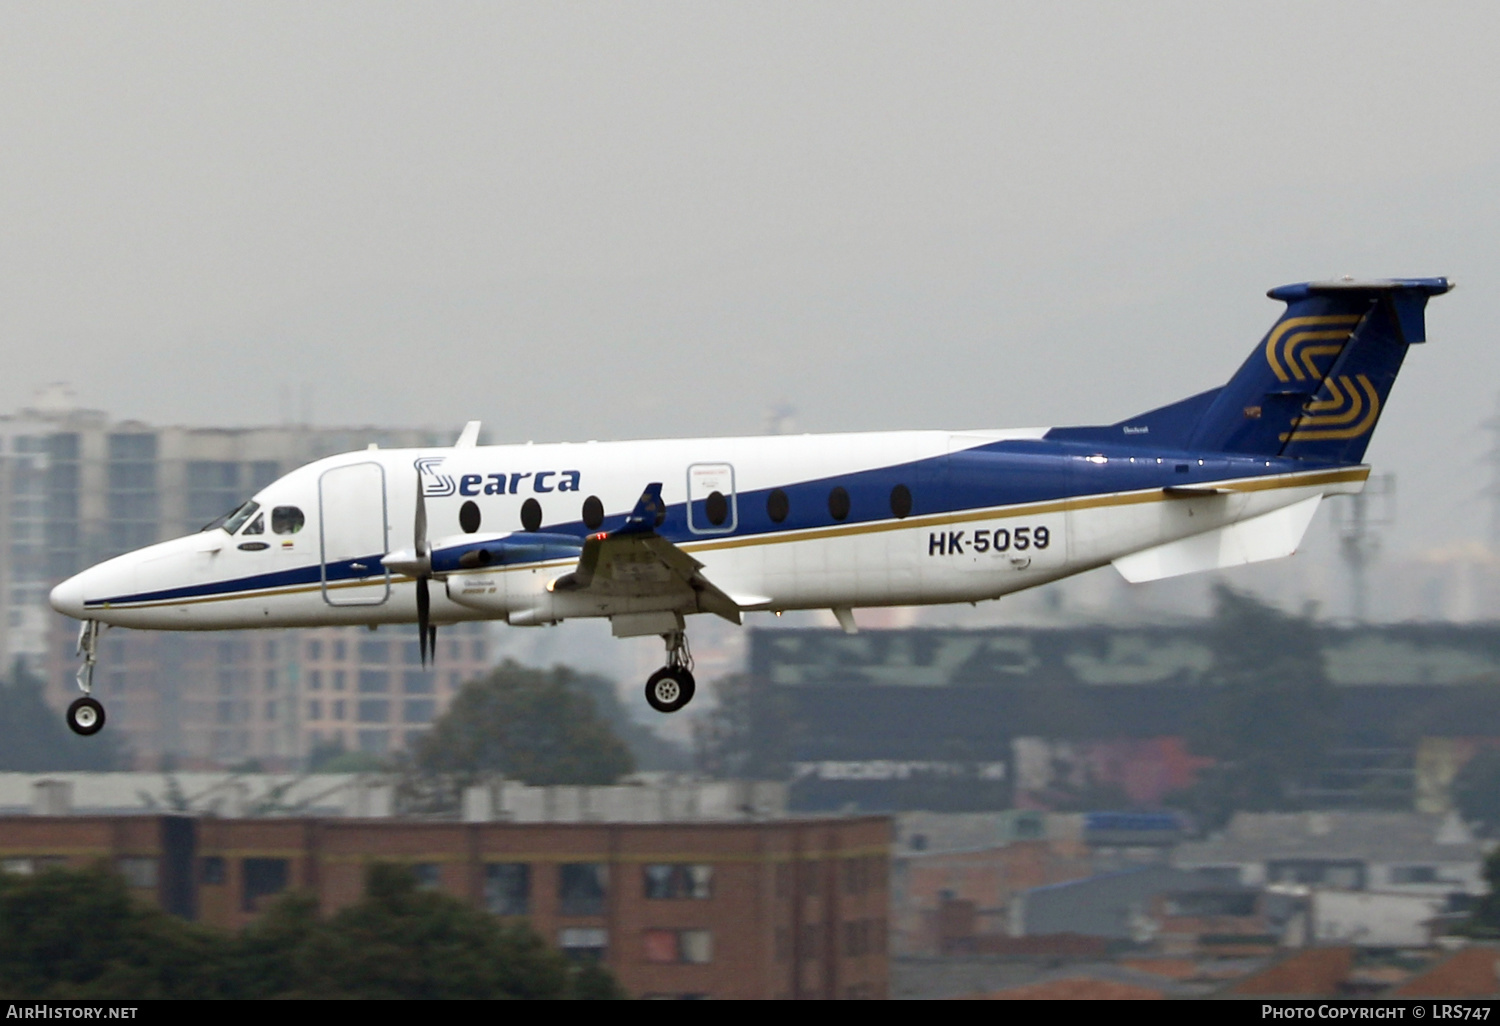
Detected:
[0,387,496,767]
[1172,812,1488,898]
[747,624,1500,813]
[888,811,1192,956]
[42,621,492,768]
[0,804,891,1000]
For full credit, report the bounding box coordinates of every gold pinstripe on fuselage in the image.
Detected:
[92,465,1367,610]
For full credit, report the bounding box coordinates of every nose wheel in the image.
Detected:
[66,696,106,736]
[68,620,108,736]
[644,629,696,714]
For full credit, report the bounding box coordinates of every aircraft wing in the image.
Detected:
[549,484,743,624]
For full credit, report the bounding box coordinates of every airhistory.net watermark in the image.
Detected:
[5,1008,137,1019]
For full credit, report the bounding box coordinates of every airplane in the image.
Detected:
[49,277,1450,736]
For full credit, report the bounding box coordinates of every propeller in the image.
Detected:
[413,475,436,666]
[381,474,437,666]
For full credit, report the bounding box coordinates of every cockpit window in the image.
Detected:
[242,512,265,536]
[217,500,260,535]
[272,506,305,535]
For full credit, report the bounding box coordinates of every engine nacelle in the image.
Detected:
[428,531,584,573]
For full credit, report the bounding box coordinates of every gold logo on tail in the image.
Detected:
[1264,314,1362,383]
[1279,374,1381,441]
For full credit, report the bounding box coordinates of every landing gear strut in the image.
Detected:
[67,620,106,736]
[644,630,695,714]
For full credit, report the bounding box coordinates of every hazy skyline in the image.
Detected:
[3,4,1498,558]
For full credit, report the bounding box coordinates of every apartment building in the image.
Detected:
[0,810,891,1000]
[2,385,491,767]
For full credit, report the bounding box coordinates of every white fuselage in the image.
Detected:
[49,427,1366,633]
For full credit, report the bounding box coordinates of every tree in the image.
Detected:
[1462,847,1500,938]
[0,864,231,998]
[0,659,123,771]
[1168,586,1338,829]
[239,864,616,999]
[306,737,388,773]
[0,862,624,999]
[413,660,634,786]
[566,668,690,772]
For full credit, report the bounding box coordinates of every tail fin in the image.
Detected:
[1050,278,1451,460]
[1185,278,1449,462]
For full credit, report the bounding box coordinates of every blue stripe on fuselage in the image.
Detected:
[86,557,384,609]
[88,440,1324,608]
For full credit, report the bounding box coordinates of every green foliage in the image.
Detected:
[566,669,690,772]
[0,862,624,999]
[306,737,389,774]
[238,864,588,999]
[1168,586,1338,829]
[1461,847,1500,938]
[0,659,123,771]
[0,865,229,999]
[413,660,635,786]
[569,961,630,1000]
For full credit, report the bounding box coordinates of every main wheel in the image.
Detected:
[66,697,106,736]
[644,667,696,714]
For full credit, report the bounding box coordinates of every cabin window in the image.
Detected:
[271,506,304,535]
[459,501,481,534]
[582,495,604,530]
[889,484,912,519]
[705,490,729,527]
[767,489,789,524]
[520,498,543,532]
[828,487,850,522]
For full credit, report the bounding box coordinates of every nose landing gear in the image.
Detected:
[67,620,107,736]
[644,629,696,714]
[67,696,105,736]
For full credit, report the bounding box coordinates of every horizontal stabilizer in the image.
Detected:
[1112,496,1322,584]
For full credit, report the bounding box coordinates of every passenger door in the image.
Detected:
[318,461,390,606]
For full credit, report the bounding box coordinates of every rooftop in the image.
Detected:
[1175,812,1483,867]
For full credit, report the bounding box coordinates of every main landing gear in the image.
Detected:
[644,629,696,714]
[67,620,106,736]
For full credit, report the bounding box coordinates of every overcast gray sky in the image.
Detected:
[2,3,1497,558]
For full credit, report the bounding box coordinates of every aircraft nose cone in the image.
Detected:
[49,575,87,619]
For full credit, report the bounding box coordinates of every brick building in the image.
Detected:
[0,812,891,1000]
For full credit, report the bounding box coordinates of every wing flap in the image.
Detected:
[549,483,743,624]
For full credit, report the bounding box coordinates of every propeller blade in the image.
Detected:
[417,576,431,666]
[414,473,429,558]
[412,469,439,666]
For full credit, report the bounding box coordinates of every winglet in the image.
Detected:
[616,483,667,536]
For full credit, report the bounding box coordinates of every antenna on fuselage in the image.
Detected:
[455,421,481,448]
